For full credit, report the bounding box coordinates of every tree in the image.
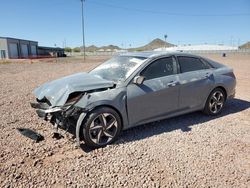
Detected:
[64,47,72,53]
[73,47,81,52]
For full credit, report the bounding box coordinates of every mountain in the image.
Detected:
[85,45,98,52]
[99,45,121,51]
[129,38,175,51]
[81,38,175,52]
[239,42,250,49]
[84,44,121,52]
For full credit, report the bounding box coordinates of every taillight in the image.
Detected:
[223,72,236,79]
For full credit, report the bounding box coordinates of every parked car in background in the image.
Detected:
[31,52,236,148]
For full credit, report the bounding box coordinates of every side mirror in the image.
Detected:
[133,76,145,85]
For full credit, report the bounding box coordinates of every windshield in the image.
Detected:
[89,56,147,82]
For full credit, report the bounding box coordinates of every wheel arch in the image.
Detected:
[202,85,228,110]
[88,104,124,130]
[203,85,227,115]
[75,103,125,146]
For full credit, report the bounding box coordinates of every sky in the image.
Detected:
[0,0,249,48]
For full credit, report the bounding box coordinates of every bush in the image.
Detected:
[64,47,72,53]
[73,47,81,53]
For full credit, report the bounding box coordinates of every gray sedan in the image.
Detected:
[31,52,236,148]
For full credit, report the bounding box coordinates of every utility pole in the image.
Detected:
[81,0,86,60]
[238,38,241,47]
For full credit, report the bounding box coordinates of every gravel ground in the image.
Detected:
[0,54,250,187]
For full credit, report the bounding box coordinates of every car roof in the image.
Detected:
[119,51,201,59]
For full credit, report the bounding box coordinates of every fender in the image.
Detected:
[74,95,129,146]
[75,88,129,127]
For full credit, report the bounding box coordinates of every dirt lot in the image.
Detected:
[0,54,249,187]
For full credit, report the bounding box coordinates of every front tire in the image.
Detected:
[203,88,226,115]
[82,107,122,148]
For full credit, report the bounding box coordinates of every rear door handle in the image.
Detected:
[167,81,178,87]
[204,72,212,78]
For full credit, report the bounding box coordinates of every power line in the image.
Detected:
[88,1,250,17]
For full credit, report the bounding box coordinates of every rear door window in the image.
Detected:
[177,56,210,73]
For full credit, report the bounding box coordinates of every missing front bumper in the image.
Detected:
[31,102,86,147]
[31,102,63,118]
[30,102,49,110]
[36,108,62,119]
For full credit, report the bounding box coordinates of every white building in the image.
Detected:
[155,44,238,52]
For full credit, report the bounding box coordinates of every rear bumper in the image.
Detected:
[227,86,236,99]
[228,92,235,99]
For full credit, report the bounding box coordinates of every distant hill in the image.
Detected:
[80,38,175,52]
[83,44,121,52]
[100,45,121,51]
[239,42,250,49]
[85,45,98,52]
[129,38,175,51]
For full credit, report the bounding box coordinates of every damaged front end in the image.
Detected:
[30,72,116,146]
[31,92,85,134]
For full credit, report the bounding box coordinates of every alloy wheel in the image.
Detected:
[88,113,118,145]
[209,91,224,114]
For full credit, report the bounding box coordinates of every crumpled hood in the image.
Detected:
[34,72,114,107]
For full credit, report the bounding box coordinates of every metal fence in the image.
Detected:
[180,49,250,55]
[66,49,250,57]
[66,51,117,57]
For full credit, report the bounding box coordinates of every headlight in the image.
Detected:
[65,93,84,105]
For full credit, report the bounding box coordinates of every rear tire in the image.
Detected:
[203,88,226,115]
[82,107,122,148]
